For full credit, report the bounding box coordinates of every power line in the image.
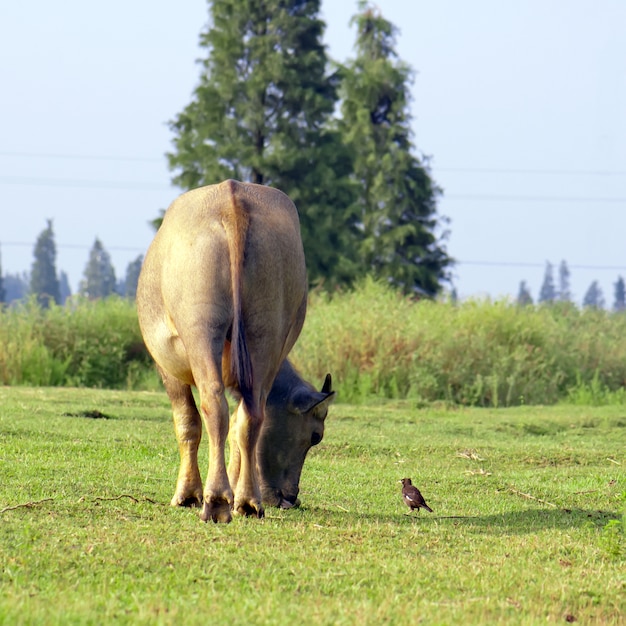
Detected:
[1,175,624,204]
[437,167,626,176]
[0,175,170,191]
[2,241,623,272]
[459,261,626,271]
[445,194,626,204]
[1,241,145,253]
[0,151,164,163]
[2,151,626,177]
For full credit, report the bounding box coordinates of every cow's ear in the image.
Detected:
[310,391,335,420]
[321,373,333,394]
[291,388,335,417]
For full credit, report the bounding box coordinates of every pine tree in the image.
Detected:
[583,280,604,309]
[167,0,354,286]
[30,220,60,308]
[124,255,143,300]
[558,260,571,301]
[338,2,451,295]
[80,239,117,300]
[613,276,626,312]
[517,280,533,306]
[4,272,29,303]
[59,271,72,304]
[538,262,556,304]
[0,246,5,304]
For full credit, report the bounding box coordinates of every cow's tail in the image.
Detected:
[223,182,255,414]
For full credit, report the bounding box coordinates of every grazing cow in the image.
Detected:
[137,180,334,523]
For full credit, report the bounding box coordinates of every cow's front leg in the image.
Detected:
[232,400,264,518]
[198,380,233,523]
[161,371,204,508]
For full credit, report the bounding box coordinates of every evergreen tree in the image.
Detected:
[558,260,571,301]
[0,246,5,304]
[80,239,117,300]
[124,255,143,299]
[30,220,60,308]
[59,271,72,304]
[167,0,354,286]
[338,2,451,295]
[517,280,533,306]
[583,280,604,309]
[613,276,626,312]
[4,272,29,303]
[538,262,556,303]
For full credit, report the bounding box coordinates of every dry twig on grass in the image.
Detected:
[0,498,54,514]
[78,494,159,505]
[506,487,557,508]
[456,450,485,461]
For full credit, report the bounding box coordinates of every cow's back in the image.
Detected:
[137,180,307,387]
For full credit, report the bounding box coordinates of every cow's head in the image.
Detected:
[254,360,334,509]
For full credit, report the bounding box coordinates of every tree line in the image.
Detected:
[3,1,453,305]
[0,221,142,306]
[517,260,626,311]
[164,0,452,295]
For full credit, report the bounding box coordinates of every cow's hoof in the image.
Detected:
[171,493,203,508]
[234,500,265,519]
[200,499,232,524]
[279,497,300,510]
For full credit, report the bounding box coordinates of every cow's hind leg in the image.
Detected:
[161,368,203,508]
[231,399,265,519]
[196,374,233,523]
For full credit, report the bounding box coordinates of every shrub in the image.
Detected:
[0,297,153,389]
[291,279,626,406]
[4,282,626,405]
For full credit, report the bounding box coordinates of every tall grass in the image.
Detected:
[291,279,626,406]
[3,281,626,404]
[0,297,153,389]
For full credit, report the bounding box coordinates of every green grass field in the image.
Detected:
[0,387,624,624]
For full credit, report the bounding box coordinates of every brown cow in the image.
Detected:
[136,180,334,523]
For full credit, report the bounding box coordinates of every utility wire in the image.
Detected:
[1,241,145,253]
[0,175,624,204]
[0,151,164,163]
[460,261,626,271]
[445,194,626,204]
[2,151,625,176]
[0,176,170,190]
[2,241,624,271]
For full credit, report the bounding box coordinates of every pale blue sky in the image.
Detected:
[1,1,625,304]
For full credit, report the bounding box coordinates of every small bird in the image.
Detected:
[400,478,433,513]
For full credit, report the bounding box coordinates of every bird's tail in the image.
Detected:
[423,504,433,513]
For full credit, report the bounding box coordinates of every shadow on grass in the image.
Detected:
[281,506,620,535]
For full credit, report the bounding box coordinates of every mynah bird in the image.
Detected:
[400,477,433,513]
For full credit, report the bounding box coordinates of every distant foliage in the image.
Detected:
[59,270,72,304]
[30,220,61,308]
[0,297,153,388]
[517,280,533,306]
[123,255,143,299]
[583,280,605,309]
[80,238,117,299]
[0,247,5,304]
[538,261,556,303]
[558,260,571,301]
[4,283,626,406]
[292,279,626,406]
[613,276,625,312]
[3,272,29,304]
